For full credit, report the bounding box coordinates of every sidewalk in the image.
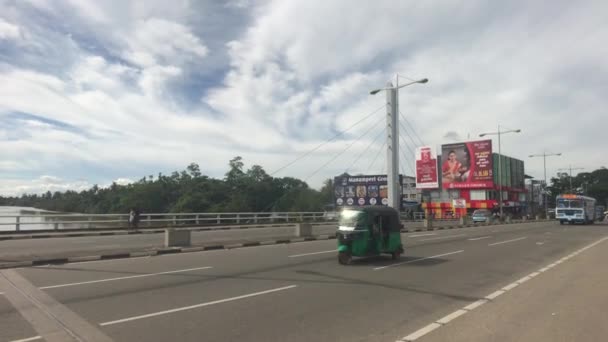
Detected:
[416,234,608,342]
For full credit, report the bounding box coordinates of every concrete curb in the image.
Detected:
[0,224,299,241]
[0,235,338,270]
[0,220,550,270]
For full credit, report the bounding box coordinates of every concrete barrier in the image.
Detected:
[165,229,191,247]
[423,219,433,229]
[295,223,313,237]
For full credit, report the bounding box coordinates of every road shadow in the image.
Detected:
[346,255,449,268]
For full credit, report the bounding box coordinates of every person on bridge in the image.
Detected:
[128,208,141,229]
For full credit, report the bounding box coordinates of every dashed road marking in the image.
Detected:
[420,234,465,241]
[100,285,298,326]
[288,250,336,258]
[409,233,437,238]
[488,236,527,246]
[373,250,464,271]
[468,236,491,241]
[39,266,213,290]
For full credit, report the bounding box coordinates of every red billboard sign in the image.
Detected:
[441,139,493,189]
[415,146,438,189]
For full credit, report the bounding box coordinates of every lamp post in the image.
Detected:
[370,76,428,209]
[529,152,562,218]
[479,125,521,218]
[557,165,584,193]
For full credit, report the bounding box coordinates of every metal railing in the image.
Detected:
[0,212,337,232]
[0,210,432,233]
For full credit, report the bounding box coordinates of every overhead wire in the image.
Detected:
[398,132,417,176]
[368,140,386,173]
[344,126,385,174]
[269,104,385,177]
[303,116,385,182]
[261,105,386,212]
[400,111,425,146]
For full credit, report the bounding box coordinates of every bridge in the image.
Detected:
[1,218,607,342]
[1,76,606,342]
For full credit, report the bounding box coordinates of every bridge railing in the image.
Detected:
[0,212,338,232]
[0,210,430,233]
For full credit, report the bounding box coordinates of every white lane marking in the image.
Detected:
[409,233,437,238]
[373,250,464,271]
[396,235,608,342]
[463,299,488,311]
[502,282,519,291]
[100,285,297,326]
[516,276,532,284]
[39,266,213,290]
[0,291,4,295]
[288,250,336,258]
[488,236,527,246]
[400,322,442,341]
[536,242,545,245]
[468,236,491,241]
[485,290,505,300]
[436,309,468,324]
[9,337,43,342]
[419,234,465,241]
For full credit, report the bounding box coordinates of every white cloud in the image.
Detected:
[124,18,208,68]
[0,176,91,197]
[113,178,133,186]
[1,0,607,197]
[0,18,21,40]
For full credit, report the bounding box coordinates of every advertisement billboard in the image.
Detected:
[415,146,439,189]
[441,139,494,189]
[334,174,403,207]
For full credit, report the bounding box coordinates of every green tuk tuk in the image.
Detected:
[336,206,404,265]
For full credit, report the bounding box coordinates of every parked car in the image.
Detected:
[471,209,493,223]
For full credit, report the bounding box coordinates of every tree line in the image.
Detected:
[0,157,335,214]
[547,167,608,207]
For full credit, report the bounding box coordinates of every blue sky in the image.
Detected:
[0,0,607,195]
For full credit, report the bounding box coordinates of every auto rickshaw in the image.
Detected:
[336,206,404,265]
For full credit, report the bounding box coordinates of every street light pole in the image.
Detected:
[529,152,562,218]
[557,165,584,193]
[370,76,428,210]
[479,125,521,218]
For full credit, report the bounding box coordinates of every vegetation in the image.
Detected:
[547,167,608,207]
[0,157,335,214]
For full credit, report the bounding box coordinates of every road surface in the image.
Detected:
[1,221,606,342]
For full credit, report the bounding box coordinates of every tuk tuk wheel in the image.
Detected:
[391,251,401,260]
[338,252,352,265]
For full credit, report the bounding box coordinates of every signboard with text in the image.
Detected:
[415,146,439,189]
[441,139,494,189]
[334,174,403,208]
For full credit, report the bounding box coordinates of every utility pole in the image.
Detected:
[386,81,400,210]
[370,76,428,211]
[557,165,584,193]
[529,152,562,218]
[479,126,521,218]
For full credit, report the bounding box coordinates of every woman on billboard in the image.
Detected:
[442,150,462,183]
[442,149,471,183]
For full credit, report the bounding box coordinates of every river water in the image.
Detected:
[0,206,70,231]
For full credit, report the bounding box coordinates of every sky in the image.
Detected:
[0,0,607,196]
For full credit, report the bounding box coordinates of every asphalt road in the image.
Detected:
[1,221,607,342]
[0,220,465,261]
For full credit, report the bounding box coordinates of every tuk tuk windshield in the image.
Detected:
[338,209,366,231]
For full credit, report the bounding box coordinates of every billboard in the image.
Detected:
[415,146,439,189]
[441,139,494,189]
[334,174,403,207]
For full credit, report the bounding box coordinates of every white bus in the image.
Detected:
[556,194,597,225]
